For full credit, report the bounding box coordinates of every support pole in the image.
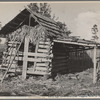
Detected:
[33,37,40,71]
[93,46,97,84]
[22,36,29,80]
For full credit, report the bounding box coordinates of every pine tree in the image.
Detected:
[91,24,99,41]
[28,3,51,18]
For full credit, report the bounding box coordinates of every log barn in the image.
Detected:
[0,7,100,84]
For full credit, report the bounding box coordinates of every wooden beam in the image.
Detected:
[20,13,28,17]
[16,17,23,21]
[26,7,57,25]
[6,52,53,58]
[22,36,29,80]
[11,22,19,25]
[93,46,97,84]
[33,37,40,71]
[8,25,16,29]
[54,40,96,47]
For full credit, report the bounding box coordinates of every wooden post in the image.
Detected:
[22,36,29,80]
[29,14,31,31]
[33,37,40,71]
[93,46,97,84]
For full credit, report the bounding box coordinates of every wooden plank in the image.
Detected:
[52,60,68,64]
[6,52,53,58]
[53,63,67,67]
[28,67,47,71]
[38,48,52,53]
[7,56,23,61]
[8,44,17,47]
[5,69,47,75]
[93,46,97,84]
[28,52,53,58]
[8,48,16,51]
[53,40,96,47]
[53,52,67,55]
[36,63,49,66]
[26,7,57,25]
[39,41,51,45]
[39,45,52,49]
[40,38,50,42]
[8,41,20,44]
[40,22,64,34]
[22,36,29,80]
[54,56,67,59]
[38,49,49,53]
[33,36,40,71]
[28,70,48,75]
[8,57,52,62]
[38,18,59,29]
[28,58,52,62]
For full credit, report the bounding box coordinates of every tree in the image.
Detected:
[28,3,39,13]
[28,3,51,18]
[28,3,71,36]
[57,21,71,37]
[91,24,99,41]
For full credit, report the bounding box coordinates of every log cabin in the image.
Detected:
[0,7,100,83]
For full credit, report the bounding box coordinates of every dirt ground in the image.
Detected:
[0,68,100,97]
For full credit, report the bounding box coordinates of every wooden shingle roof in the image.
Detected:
[0,7,65,38]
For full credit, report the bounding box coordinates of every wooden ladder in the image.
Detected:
[0,32,27,83]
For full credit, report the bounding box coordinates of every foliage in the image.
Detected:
[56,21,71,36]
[28,3,51,18]
[91,24,99,41]
[28,3,71,37]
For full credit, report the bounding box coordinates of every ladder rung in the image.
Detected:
[8,41,20,44]
[0,68,7,70]
[1,32,26,83]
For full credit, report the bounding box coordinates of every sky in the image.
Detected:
[0,2,100,42]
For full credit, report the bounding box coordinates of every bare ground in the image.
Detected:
[0,68,100,97]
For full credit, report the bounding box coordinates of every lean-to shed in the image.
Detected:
[0,7,100,83]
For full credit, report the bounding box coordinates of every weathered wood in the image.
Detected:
[8,44,17,47]
[39,41,51,45]
[93,46,97,84]
[26,7,57,25]
[28,58,52,62]
[8,41,20,44]
[40,21,64,34]
[54,56,67,59]
[36,63,49,66]
[52,60,68,64]
[33,36,40,71]
[53,52,67,55]
[38,19,59,30]
[39,45,52,49]
[53,63,67,67]
[7,56,52,62]
[22,36,29,80]
[54,40,96,47]
[4,68,48,75]
[6,52,53,58]
[38,49,51,53]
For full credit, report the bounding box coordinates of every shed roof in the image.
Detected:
[54,37,100,51]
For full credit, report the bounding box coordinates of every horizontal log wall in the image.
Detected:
[52,42,100,77]
[52,42,69,76]
[4,37,53,75]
